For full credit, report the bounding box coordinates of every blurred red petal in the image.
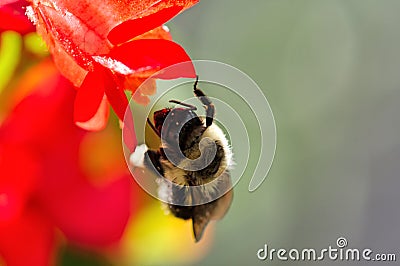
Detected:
[0,208,55,266]
[1,0,21,4]
[42,176,132,247]
[0,57,135,256]
[0,147,39,224]
[106,39,196,78]
[108,5,182,45]
[0,71,80,149]
[23,75,132,246]
[132,92,150,106]
[0,1,35,34]
[0,188,22,224]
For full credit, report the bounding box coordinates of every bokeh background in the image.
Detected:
[1,0,400,265]
[171,0,400,265]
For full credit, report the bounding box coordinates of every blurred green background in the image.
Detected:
[169,0,400,265]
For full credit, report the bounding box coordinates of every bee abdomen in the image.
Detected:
[168,205,193,220]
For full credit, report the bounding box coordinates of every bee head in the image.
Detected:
[153,107,200,146]
[153,108,171,133]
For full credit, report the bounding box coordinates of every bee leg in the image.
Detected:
[147,118,161,138]
[193,76,215,127]
[144,150,164,175]
[130,145,163,175]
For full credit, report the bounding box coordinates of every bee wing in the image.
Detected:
[192,171,233,242]
[192,190,233,242]
[210,188,233,220]
[192,204,212,242]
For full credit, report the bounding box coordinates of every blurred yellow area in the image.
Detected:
[0,31,22,104]
[0,31,52,123]
[24,32,49,57]
[121,202,214,266]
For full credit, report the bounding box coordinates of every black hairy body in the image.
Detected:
[132,77,233,242]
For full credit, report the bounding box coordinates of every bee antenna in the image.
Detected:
[194,75,199,90]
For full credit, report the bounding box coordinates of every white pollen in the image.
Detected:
[92,56,134,75]
[25,6,38,25]
[129,144,148,168]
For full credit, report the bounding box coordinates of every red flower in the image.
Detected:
[0,60,135,266]
[22,0,198,151]
[0,0,35,34]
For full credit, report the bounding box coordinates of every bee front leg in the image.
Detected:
[144,150,164,175]
[193,76,215,127]
[130,144,164,175]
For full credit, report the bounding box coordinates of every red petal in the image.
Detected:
[50,45,88,87]
[0,208,55,266]
[75,96,110,131]
[0,147,39,224]
[74,71,106,123]
[108,5,183,45]
[0,58,133,249]
[0,59,83,152]
[40,174,132,247]
[33,4,97,67]
[122,109,137,153]
[0,67,80,149]
[72,65,128,125]
[134,25,172,41]
[102,70,129,122]
[0,1,35,34]
[106,39,196,78]
[28,0,197,88]
[107,0,199,44]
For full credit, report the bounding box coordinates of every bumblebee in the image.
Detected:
[130,76,233,242]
